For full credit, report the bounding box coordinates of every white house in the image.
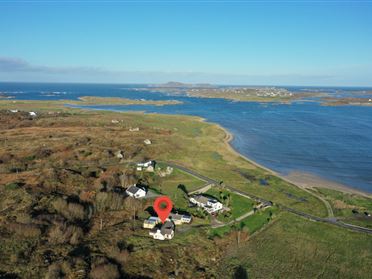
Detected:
[189,195,223,214]
[136,160,156,172]
[169,212,192,225]
[144,139,152,145]
[29,111,37,117]
[143,216,160,229]
[125,185,147,198]
[149,221,175,240]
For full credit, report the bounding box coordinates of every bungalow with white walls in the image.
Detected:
[149,221,175,240]
[169,212,192,225]
[189,195,223,214]
[125,185,147,198]
[143,216,160,229]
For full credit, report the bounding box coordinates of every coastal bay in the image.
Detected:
[1,82,372,195]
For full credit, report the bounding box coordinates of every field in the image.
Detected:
[146,166,206,210]
[220,212,372,278]
[312,187,372,228]
[205,187,255,222]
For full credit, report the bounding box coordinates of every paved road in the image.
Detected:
[165,161,372,235]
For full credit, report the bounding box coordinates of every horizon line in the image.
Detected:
[1,80,372,89]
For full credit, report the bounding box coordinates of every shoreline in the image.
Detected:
[1,97,370,198]
[219,125,372,198]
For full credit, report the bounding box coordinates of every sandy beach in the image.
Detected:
[220,125,372,198]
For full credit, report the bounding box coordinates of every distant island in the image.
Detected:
[0,92,14,99]
[71,96,182,106]
[138,82,372,106]
[141,82,326,103]
[322,96,372,106]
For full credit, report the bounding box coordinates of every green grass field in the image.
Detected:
[221,212,372,278]
[148,167,206,210]
[312,187,372,228]
[209,206,278,238]
[205,187,255,222]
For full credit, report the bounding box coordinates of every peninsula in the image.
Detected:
[0,98,371,278]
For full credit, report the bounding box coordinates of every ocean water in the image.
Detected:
[1,82,372,193]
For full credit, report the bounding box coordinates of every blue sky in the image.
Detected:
[0,0,371,86]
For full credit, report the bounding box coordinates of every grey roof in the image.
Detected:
[169,213,182,221]
[192,195,218,204]
[170,212,191,221]
[192,195,210,204]
[160,221,175,235]
[126,185,142,194]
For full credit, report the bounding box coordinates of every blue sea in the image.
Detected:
[1,82,372,193]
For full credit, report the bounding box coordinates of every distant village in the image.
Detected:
[188,87,293,98]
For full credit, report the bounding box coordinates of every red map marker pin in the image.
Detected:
[154,196,173,223]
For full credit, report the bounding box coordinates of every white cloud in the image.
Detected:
[0,56,370,86]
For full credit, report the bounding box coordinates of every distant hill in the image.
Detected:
[153,81,214,88]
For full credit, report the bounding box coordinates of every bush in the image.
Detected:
[45,263,65,279]
[90,262,120,279]
[52,197,88,221]
[5,183,20,190]
[95,192,126,212]
[7,222,41,238]
[48,222,84,245]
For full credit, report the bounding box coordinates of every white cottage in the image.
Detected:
[189,195,223,214]
[169,212,192,225]
[125,185,147,198]
[149,221,175,240]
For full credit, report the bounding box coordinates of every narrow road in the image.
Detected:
[188,183,213,195]
[212,210,256,229]
[298,186,334,218]
[165,161,372,235]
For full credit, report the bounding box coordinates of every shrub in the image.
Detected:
[95,192,126,212]
[52,197,87,221]
[45,263,65,279]
[48,222,84,245]
[7,222,41,238]
[90,262,120,279]
[5,183,20,190]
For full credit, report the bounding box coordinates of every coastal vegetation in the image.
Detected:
[321,97,372,106]
[0,99,371,278]
[73,96,182,106]
[311,187,372,228]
